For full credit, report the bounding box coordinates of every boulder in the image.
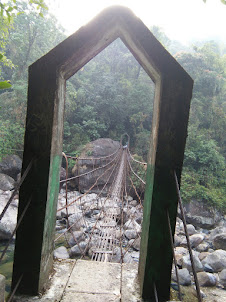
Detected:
[198,252,210,261]
[125,196,133,202]
[175,247,188,256]
[180,234,204,248]
[182,253,203,272]
[187,224,197,236]
[129,237,140,251]
[130,200,138,207]
[123,253,133,263]
[203,263,214,273]
[0,224,12,240]
[0,193,17,239]
[196,242,209,253]
[219,269,226,288]
[0,155,22,180]
[125,229,137,240]
[0,274,5,302]
[174,235,182,247]
[178,224,196,236]
[130,251,139,263]
[135,212,143,224]
[209,226,226,241]
[124,219,141,233]
[70,241,88,257]
[202,249,226,272]
[71,138,120,193]
[181,200,222,229]
[68,212,85,231]
[55,220,64,231]
[54,246,69,259]
[172,268,191,286]
[112,246,122,263]
[197,272,216,287]
[175,254,183,267]
[68,231,84,246]
[0,173,15,191]
[213,233,226,250]
[190,234,205,248]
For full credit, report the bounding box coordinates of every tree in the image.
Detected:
[203,0,226,4]
[0,1,65,159]
[0,0,48,89]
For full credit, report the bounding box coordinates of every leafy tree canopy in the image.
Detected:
[0,0,48,89]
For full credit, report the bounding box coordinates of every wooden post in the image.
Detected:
[139,77,193,301]
[12,68,65,294]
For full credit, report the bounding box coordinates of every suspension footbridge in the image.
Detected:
[56,139,145,265]
[1,137,202,302]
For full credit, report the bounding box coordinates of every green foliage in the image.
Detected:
[0,80,11,89]
[0,1,65,156]
[63,39,154,156]
[203,0,226,4]
[0,119,24,160]
[0,0,49,89]
[0,10,225,214]
[177,42,226,212]
[181,168,226,211]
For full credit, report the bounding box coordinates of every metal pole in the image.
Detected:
[166,210,182,301]
[0,159,33,221]
[174,171,202,302]
[0,197,32,264]
[8,274,23,302]
[153,282,159,302]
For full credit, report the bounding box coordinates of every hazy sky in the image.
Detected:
[47,0,226,45]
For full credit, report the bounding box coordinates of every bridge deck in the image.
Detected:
[12,260,142,302]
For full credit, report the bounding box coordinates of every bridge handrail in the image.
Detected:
[126,152,146,185]
[63,146,121,161]
[60,150,121,183]
[127,148,147,166]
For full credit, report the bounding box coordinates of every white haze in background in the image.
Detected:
[47,0,226,45]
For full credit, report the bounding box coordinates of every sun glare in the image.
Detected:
[47,0,226,45]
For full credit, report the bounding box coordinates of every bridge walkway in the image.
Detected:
[12,260,141,302]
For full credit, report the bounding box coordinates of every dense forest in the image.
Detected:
[0,1,225,211]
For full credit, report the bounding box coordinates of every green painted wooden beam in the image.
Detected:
[139,78,193,301]
[12,69,65,294]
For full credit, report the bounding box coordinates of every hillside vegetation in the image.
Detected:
[0,1,225,211]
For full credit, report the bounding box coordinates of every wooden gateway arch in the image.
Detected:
[12,6,193,301]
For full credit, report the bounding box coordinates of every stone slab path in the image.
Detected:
[12,260,142,302]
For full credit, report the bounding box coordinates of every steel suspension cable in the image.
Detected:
[0,159,33,221]
[126,153,146,185]
[0,196,32,264]
[7,274,23,302]
[57,155,120,212]
[153,282,159,302]
[127,148,147,166]
[174,171,202,302]
[166,209,182,301]
[60,150,120,184]
[55,153,121,243]
[62,152,84,254]
[128,175,143,207]
[64,146,121,161]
